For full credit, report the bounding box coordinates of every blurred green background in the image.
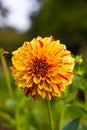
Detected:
[0,0,87,130]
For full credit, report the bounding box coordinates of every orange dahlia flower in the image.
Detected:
[11,36,74,100]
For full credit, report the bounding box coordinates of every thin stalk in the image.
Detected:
[1,54,20,130]
[1,56,13,98]
[47,100,54,130]
[15,106,21,130]
[85,90,87,110]
[59,102,66,130]
[59,88,67,130]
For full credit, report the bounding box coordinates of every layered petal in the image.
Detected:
[11,36,75,100]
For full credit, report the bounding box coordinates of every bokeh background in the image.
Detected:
[0,0,87,56]
[0,0,87,130]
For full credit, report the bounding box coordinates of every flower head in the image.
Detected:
[11,36,75,100]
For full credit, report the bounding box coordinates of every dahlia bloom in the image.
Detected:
[11,36,74,100]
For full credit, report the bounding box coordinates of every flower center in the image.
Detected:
[33,59,47,76]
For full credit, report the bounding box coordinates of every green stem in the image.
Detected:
[59,102,66,130]
[1,54,20,130]
[15,106,20,130]
[85,90,87,110]
[1,56,13,98]
[47,100,54,130]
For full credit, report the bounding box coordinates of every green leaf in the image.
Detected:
[58,90,77,103]
[63,118,80,130]
[64,90,78,103]
[66,105,87,119]
[73,75,87,90]
[0,110,15,125]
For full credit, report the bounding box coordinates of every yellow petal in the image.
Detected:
[33,76,41,84]
[17,80,26,88]
[46,76,51,83]
[26,78,33,87]
[32,87,36,96]
[51,76,60,83]
[23,73,32,80]
[42,90,46,99]
[43,81,50,91]
[46,92,51,100]
[52,84,60,93]
[37,88,42,97]
[38,80,44,89]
